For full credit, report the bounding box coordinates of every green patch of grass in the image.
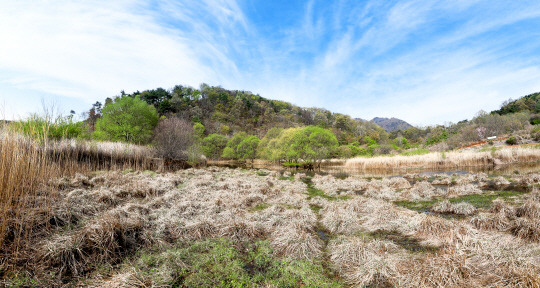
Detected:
[1,272,40,287]
[309,204,323,213]
[395,190,527,212]
[448,190,524,209]
[252,203,271,211]
[301,177,350,201]
[278,176,294,181]
[122,168,134,174]
[132,238,343,288]
[282,162,302,167]
[394,199,437,212]
[256,171,270,177]
[400,148,430,156]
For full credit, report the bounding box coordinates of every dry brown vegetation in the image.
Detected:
[345,147,540,170]
[2,135,540,287]
[0,131,158,264]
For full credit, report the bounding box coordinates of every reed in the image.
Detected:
[345,147,540,170]
[0,129,158,255]
[0,130,58,250]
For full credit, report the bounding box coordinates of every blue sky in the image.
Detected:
[1,0,540,125]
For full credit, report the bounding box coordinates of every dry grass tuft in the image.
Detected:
[271,226,323,260]
[329,235,399,287]
[510,218,540,242]
[432,200,477,216]
[447,184,482,197]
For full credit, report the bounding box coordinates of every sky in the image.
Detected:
[1,0,540,126]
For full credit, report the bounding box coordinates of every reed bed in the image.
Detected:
[345,147,540,170]
[0,130,158,258]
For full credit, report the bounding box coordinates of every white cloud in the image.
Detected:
[1,0,540,125]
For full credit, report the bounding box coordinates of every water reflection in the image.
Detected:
[209,161,540,178]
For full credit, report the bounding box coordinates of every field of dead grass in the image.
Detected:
[345,147,540,170]
[2,164,540,287]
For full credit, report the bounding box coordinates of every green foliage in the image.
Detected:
[530,115,540,125]
[202,134,228,159]
[221,133,260,161]
[532,127,540,141]
[134,238,343,288]
[506,136,517,145]
[15,113,86,141]
[395,190,525,212]
[494,92,540,115]
[193,122,205,140]
[222,132,247,159]
[237,136,260,161]
[94,96,158,144]
[258,126,338,162]
[219,124,231,135]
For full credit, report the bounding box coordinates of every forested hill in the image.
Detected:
[115,83,387,141]
[371,117,412,132]
[492,92,540,115]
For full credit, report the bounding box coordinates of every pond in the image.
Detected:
[207,161,540,178]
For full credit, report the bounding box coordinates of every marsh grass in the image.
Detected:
[0,128,158,261]
[395,190,526,213]
[346,147,540,170]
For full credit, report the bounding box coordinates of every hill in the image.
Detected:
[371,117,412,132]
[107,84,387,144]
[492,92,540,115]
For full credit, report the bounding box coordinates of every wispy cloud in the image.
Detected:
[1,0,540,125]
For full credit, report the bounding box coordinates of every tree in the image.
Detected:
[94,96,158,144]
[193,122,205,140]
[258,126,337,163]
[154,118,194,160]
[202,134,228,159]
[236,136,260,162]
[222,132,248,159]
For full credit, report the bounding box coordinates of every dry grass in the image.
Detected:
[432,200,477,216]
[4,161,540,287]
[0,131,59,250]
[329,235,400,287]
[345,147,540,169]
[0,129,159,272]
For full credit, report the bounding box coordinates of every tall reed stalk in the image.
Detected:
[0,130,58,250]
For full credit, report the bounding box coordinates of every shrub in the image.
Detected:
[154,118,194,160]
[506,136,517,145]
[202,134,228,160]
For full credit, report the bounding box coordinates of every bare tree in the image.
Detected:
[154,118,194,160]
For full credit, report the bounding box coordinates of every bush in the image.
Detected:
[532,128,540,142]
[95,96,158,144]
[202,134,228,160]
[506,136,517,145]
[154,118,194,160]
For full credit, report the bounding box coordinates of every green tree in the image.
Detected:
[222,132,248,159]
[237,136,260,162]
[258,126,337,163]
[94,96,158,143]
[202,134,228,159]
[193,122,205,140]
